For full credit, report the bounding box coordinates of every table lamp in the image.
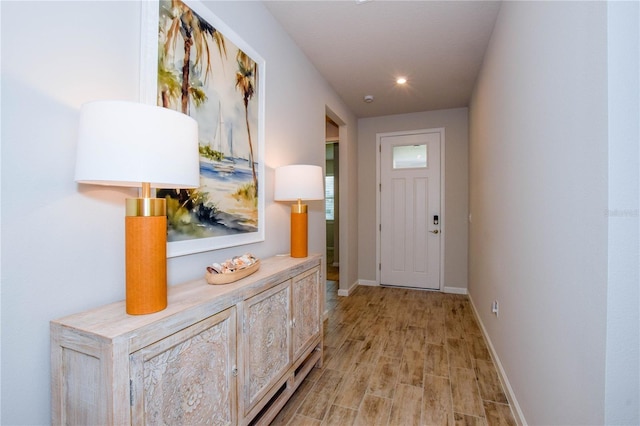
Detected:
[274,165,324,258]
[75,100,199,315]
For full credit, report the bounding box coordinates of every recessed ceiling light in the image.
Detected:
[396,77,407,85]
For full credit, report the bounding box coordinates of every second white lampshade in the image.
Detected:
[274,165,324,202]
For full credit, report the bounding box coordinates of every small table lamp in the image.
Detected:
[75,101,199,315]
[274,165,324,258]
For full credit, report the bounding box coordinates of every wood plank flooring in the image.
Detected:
[271,282,517,426]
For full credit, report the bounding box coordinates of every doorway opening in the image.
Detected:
[325,117,339,303]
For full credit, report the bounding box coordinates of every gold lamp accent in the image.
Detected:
[75,101,199,315]
[274,165,324,258]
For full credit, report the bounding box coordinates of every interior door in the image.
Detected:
[380,130,441,289]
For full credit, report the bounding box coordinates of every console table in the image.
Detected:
[51,254,323,425]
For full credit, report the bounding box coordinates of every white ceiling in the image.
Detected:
[264,1,502,118]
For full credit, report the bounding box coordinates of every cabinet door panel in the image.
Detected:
[130,307,237,426]
[292,267,321,359]
[241,280,291,414]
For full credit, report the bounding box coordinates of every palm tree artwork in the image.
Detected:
[235,51,258,198]
[156,0,261,244]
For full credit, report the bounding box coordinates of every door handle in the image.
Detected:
[429,230,439,234]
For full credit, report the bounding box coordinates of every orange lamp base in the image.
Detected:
[290,210,308,258]
[125,215,167,315]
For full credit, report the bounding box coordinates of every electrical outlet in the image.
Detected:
[491,300,499,316]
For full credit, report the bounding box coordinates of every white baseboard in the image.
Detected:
[336,281,468,296]
[337,281,356,296]
[338,280,370,296]
[443,286,468,295]
[468,295,527,426]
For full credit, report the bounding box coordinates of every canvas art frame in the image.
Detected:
[140,0,265,258]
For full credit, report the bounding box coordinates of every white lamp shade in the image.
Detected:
[75,100,200,189]
[274,165,324,201]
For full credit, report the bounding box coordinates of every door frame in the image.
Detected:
[376,128,446,290]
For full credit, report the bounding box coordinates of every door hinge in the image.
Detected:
[379,183,381,192]
[129,379,133,406]
[379,224,381,232]
[379,263,381,271]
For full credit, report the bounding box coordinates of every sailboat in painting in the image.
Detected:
[201,103,235,174]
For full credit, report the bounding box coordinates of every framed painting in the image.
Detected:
[140,0,265,257]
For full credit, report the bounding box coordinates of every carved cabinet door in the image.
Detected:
[292,267,321,360]
[129,307,237,426]
[239,280,291,417]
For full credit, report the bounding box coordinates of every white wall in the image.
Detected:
[0,1,357,424]
[358,108,469,291]
[605,1,640,424]
[469,1,624,424]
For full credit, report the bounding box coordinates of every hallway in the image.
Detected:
[272,285,517,425]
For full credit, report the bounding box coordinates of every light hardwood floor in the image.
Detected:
[271,282,517,426]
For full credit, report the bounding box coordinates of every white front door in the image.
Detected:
[379,130,442,290]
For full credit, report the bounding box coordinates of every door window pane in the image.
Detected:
[325,176,334,220]
[393,145,427,169]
